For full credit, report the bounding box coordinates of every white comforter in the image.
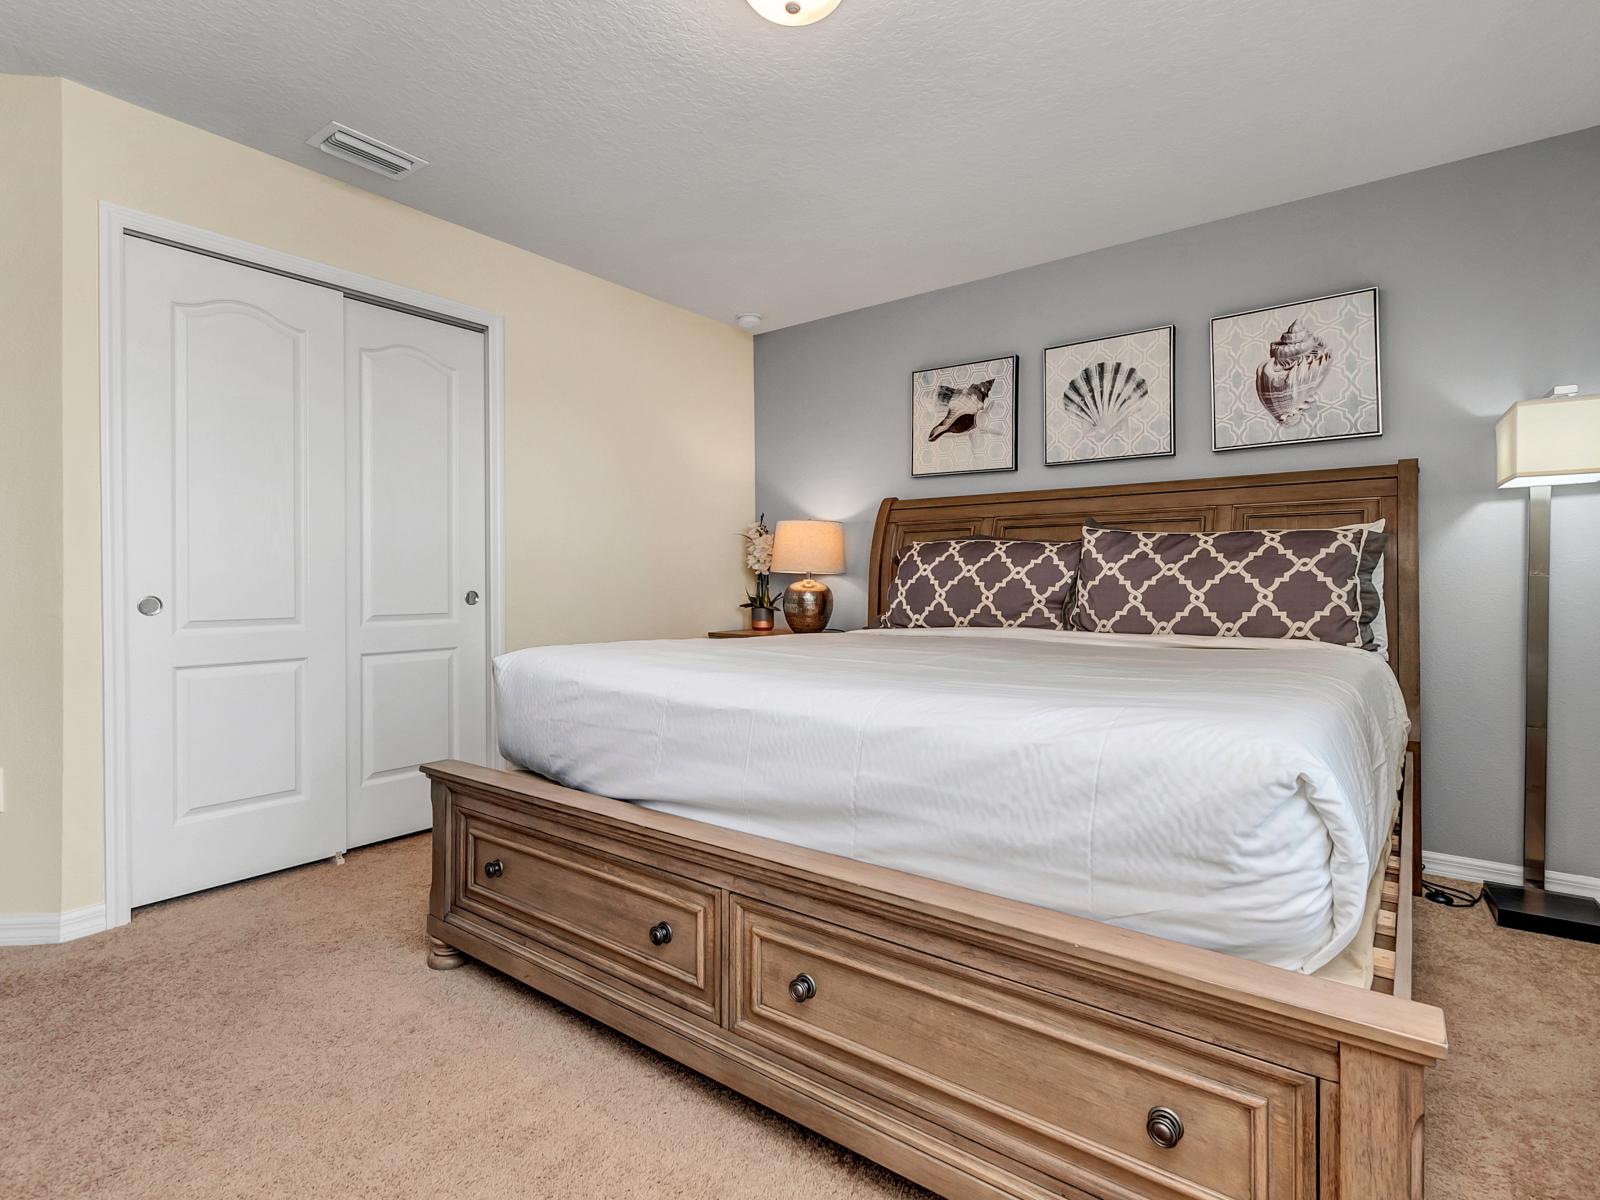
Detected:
[494,628,1408,973]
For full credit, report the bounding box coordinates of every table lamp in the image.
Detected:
[770,520,845,633]
[1487,384,1600,942]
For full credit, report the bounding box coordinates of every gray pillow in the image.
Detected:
[1068,522,1388,651]
[881,538,1080,630]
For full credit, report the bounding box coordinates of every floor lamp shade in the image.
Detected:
[1486,388,1600,943]
[1495,391,1600,488]
[771,520,844,633]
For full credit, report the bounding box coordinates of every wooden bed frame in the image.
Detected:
[424,459,1444,1200]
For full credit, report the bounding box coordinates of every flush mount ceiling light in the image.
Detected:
[746,0,842,27]
[735,312,764,330]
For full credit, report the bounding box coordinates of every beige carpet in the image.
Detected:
[2,837,1596,1200]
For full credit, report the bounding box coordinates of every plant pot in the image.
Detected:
[749,607,776,631]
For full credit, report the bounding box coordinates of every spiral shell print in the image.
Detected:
[1254,319,1332,426]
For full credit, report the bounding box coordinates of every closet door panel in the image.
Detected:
[178,303,303,623]
[123,237,347,906]
[346,301,489,848]
[361,346,455,621]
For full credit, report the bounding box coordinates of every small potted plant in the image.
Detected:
[741,515,780,630]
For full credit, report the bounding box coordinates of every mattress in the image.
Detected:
[493,628,1409,974]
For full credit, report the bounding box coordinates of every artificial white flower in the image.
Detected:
[741,517,775,572]
[746,532,774,572]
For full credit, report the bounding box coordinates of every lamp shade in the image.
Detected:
[1496,391,1600,488]
[770,520,845,576]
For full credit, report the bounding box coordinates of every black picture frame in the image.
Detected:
[1209,286,1382,452]
[909,354,1019,479]
[1041,324,1176,467]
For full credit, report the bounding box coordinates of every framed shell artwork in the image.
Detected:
[910,354,1018,477]
[1042,325,1175,466]
[1210,287,1381,451]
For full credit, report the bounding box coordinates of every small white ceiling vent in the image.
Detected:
[306,121,427,180]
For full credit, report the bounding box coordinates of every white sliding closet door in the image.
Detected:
[344,299,489,848]
[123,237,347,906]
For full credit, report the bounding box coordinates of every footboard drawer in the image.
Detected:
[731,896,1315,1200]
[453,810,720,1021]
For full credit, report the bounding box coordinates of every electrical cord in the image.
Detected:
[1421,876,1483,907]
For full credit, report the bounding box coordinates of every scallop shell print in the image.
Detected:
[1061,362,1148,432]
[928,378,996,441]
[1254,319,1332,426]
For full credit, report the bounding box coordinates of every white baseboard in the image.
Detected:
[14,866,1599,945]
[1422,851,1600,901]
[0,903,108,946]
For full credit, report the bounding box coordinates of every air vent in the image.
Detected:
[306,121,428,180]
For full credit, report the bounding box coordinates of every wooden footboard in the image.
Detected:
[424,757,1444,1200]
[1373,745,1418,998]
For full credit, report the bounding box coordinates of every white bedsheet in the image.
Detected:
[493,628,1408,973]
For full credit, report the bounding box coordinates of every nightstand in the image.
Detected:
[706,628,844,638]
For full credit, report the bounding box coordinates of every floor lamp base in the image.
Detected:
[1483,882,1600,943]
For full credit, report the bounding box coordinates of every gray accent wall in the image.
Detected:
[754,125,1600,878]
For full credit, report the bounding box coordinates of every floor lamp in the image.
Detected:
[1485,385,1600,942]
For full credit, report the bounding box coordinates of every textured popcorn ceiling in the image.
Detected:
[6,0,1600,329]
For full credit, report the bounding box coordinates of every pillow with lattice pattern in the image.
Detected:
[880,538,1080,630]
[1067,521,1387,652]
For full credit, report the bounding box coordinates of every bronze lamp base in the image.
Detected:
[783,577,832,633]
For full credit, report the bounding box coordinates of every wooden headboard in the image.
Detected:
[868,460,1420,734]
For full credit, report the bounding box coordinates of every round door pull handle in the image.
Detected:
[1146,1106,1184,1149]
[648,921,673,946]
[465,590,480,606]
[483,858,504,879]
[788,973,817,1004]
[137,595,164,616]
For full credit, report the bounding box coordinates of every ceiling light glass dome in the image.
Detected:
[746,0,842,27]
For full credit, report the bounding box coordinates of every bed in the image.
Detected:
[423,460,1444,1200]
[495,628,1407,978]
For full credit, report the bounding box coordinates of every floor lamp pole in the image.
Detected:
[1523,484,1550,888]
[1483,484,1600,941]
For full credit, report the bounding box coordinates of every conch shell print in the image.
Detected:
[1062,362,1148,432]
[1254,319,1332,426]
[928,378,996,441]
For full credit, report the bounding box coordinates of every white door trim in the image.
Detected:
[99,203,506,931]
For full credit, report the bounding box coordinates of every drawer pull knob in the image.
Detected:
[788,973,817,1004]
[483,858,504,879]
[1146,1106,1184,1149]
[649,921,673,946]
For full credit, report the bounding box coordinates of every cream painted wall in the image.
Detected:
[6,77,754,917]
[0,77,66,914]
